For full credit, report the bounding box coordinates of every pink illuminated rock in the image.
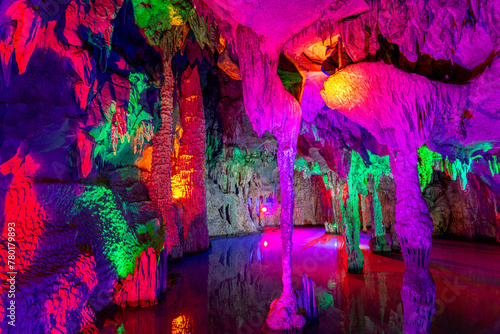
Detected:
[197,0,342,46]
[113,247,157,307]
[321,61,467,150]
[320,62,447,331]
[232,26,308,331]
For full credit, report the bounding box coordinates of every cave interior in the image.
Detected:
[1,0,500,333]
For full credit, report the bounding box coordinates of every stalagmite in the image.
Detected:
[176,64,209,254]
[151,26,190,260]
[113,247,158,307]
[296,273,319,325]
[367,154,392,253]
[151,55,182,259]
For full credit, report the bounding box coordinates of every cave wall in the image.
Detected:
[424,171,500,240]
[0,0,212,330]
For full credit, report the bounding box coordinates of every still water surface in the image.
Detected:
[100,227,500,334]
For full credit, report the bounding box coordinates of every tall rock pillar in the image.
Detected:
[175,64,209,254]
[391,149,436,333]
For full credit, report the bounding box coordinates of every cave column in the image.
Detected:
[234,25,305,331]
[277,141,296,299]
[151,54,182,259]
[262,135,306,332]
[391,149,436,333]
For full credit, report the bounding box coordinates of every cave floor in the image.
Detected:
[99,227,500,334]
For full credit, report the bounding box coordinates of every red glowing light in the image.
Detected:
[264,241,268,247]
[261,207,267,213]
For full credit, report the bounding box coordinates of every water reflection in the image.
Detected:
[99,228,500,334]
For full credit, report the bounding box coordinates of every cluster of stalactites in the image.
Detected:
[91,72,155,165]
[234,26,302,146]
[294,156,330,190]
[490,156,500,177]
[207,146,279,197]
[336,150,390,234]
[416,144,495,190]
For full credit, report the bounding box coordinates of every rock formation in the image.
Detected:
[1,0,500,332]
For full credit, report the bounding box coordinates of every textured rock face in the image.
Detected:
[206,181,259,236]
[447,174,500,240]
[377,175,397,231]
[423,171,500,240]
[294,174,333,228]
[0,182,99,333]
[377,174,401,252]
